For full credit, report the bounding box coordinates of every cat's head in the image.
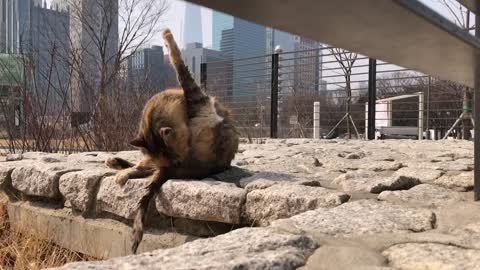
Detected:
[130,89,190,168]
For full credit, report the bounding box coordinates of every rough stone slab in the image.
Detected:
[244,178,277,193]
[344,152,365,159]
[383,243,480,270]
[59,168,115,213]
[449,222,480,237]
[403,161,443,170]
[453,158,474,166]
[378,184,466,207]
[213,165,253,179]
[66,151,142,165]
[301,245,387,270]
[7,201,193,259]
[0,161,27,188]
[246,184,350,226]
[433,172,473,191]
[434,202,480,236]
[333,170,420,193]
[5,153,23,161]
[11,163,79,198]
[438,161,473,172]
[271,200,436,236]
[239,171,302,187]
[394,167,443,183]
[321,158,360,172]
[66,152,114,164]
[362,161,403,172]
[51,227,317,270]
[96,176,150,219]
[16,152,68,161]
[157,179,246,224]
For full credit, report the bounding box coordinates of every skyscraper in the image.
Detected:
[212,12,266,60]
[182,42,225,84]
[128,45,168,91]
[212,11,267,99]
[31,3,70,109]
[267,28,324,94]
[212,11,233,51]
[183,2,203,47]
[0,0,42,53]
[69,0,119,122]
[0,0,69,112]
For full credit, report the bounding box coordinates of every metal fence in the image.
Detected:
[202,46,469,141]
[0,46,471,154]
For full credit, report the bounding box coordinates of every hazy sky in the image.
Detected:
[45,0,470,49]
[159,0,212,48]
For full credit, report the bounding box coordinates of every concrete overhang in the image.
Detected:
[186,0,480,87]
[459,0,478,13]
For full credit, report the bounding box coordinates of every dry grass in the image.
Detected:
[0,209,92,270]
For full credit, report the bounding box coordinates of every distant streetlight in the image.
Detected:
[274,45,283,54]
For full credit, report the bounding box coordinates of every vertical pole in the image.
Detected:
[313,101,320,139]
[200,63,207,89]
[426,76,431,139]
[276,49,283,137]
[474,10,480,199]
[271,53,279,138]
[418,92,424,140]
[367,58,377,140]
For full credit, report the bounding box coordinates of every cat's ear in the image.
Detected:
[130,135,146,148]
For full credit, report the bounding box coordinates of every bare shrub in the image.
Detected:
[0,211,92,269]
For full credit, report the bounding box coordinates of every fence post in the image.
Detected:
[474,12,480,201]
[313,101,320,139]
[418,92,424,140]
[270,53,279,138]
[367,58,377,140]
[426,76,431,139]
[200,63,207,89]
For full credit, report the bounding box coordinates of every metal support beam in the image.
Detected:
[475,12,480,201]
[270,53,279,138]
[367,58,377,140]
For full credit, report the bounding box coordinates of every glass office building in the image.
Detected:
[183,2,203,47]
[212,11,267,100]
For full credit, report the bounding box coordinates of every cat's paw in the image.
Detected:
[105,157,123,170]
[115,171,130,186]
[106,157,134,170]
